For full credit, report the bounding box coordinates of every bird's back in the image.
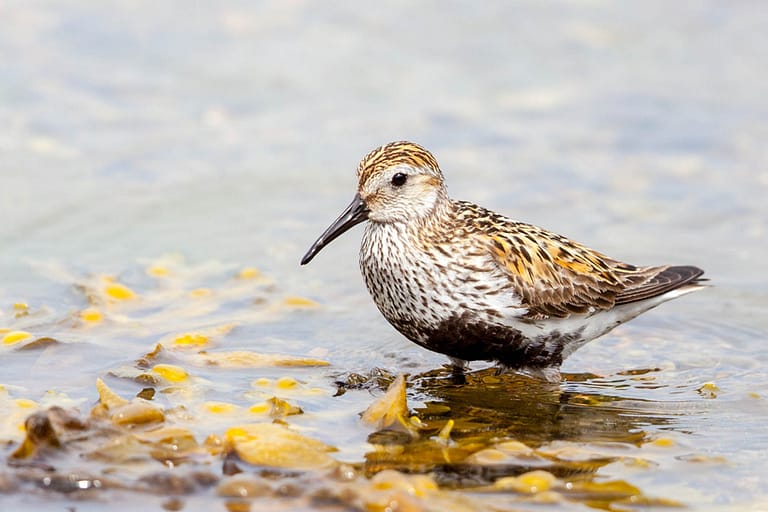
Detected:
[452,200,705,319]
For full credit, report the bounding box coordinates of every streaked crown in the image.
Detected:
[356,141,448,224]
[357,141,443,183]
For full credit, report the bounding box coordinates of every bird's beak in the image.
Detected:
[300,193,369,265]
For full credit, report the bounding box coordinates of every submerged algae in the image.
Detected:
[0,257,738,510]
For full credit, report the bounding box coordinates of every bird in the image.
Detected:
[300,141,706,380]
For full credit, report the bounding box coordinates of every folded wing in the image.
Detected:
[483,221,703,319]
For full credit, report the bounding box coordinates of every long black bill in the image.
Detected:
[300,193,369,265]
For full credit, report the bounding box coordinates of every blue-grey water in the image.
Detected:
[1,1,767,511]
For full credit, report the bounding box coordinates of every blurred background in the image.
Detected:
[1,1,767,509]
[2,1,766,317]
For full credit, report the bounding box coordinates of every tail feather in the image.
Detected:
[615,265,705,305]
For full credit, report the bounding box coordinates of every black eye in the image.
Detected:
[391,173,407,187]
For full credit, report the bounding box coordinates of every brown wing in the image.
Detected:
[482,220,689,319]
[614,265,705,305]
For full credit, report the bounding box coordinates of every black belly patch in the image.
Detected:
[407,313,583,368]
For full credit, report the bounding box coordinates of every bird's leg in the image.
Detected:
[516,366,562,383]
[449,357,468,384]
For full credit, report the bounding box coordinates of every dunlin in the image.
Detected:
[301,141,705,379]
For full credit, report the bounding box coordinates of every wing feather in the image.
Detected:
[614,265,705,305]
[461,205,703,319]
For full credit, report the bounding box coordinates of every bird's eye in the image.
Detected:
[391,173,407,187]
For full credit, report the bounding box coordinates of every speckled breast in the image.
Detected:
[359,222,573,367]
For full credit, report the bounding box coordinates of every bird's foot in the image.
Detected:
[494,364,562,383]
[448,357,468,384]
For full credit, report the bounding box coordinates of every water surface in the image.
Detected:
[1,1,767,510]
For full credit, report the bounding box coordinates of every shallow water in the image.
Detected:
[1,1,767,510]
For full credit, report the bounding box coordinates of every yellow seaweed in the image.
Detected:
[203,402,239,414]
[237,267,260,279]
[15,398,38,410]
[9,409,77,459]
[339,470,485,512]
[282,296,318,308]
[275,376,298,389]
[651,437,675,448]
[80,308,103,323]
[105,282,137,301]
[2,331,32,345]
[88,434,151,463]
[134,426,198,452]
[0,393,40,444]
[95,378,130,409]
[698,382,719,399]
[361,374,408,429]
[466,448,510,464]
[189,288,213,298]
[93,426,198,464]
[151,364,189,383]
[537,443,608,461]
[198,350,329,368]
[369,469,438,496]
[159,324,235,349]
[216,475,272,498]
[224,423,337,470]
[13,303,29,318]
[494,470,557,493]
[568,478,642,498]
[95,378,164,426]
[267,396,303,416]
[249,397,303,418]
[436,419,454,444]
[146,265,170,277]
[172,333,210,347]
[496,440,534,455]
[110,401,165,426]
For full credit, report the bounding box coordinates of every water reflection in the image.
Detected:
[363,366,700,489]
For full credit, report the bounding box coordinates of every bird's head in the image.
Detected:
[301,141,447,264]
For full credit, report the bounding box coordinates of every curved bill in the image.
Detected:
[300,193,369,265]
